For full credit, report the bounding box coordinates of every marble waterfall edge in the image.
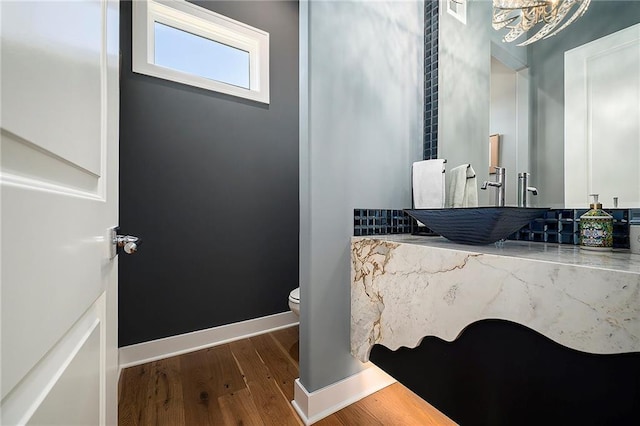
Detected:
[351,236,640,362]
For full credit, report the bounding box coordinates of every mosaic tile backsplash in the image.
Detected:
[353,209,418,236]
[509,208,640,249]
[354,208,640,249]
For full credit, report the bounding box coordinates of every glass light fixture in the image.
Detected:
[492,0,591,46]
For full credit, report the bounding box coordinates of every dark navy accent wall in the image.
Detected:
[119,0,299,346]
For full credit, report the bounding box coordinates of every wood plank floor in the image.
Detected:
[119,326,455,425]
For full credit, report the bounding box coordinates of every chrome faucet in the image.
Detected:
[481,167,506,207]
[517,172,538,207]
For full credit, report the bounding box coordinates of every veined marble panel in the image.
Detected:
[351,236,640,362]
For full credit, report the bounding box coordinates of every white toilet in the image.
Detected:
[288,287,300,317]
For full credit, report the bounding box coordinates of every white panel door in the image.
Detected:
[1,0,119,424]
[565,24,640,208]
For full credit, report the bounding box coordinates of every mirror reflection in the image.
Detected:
[437,0,640,208]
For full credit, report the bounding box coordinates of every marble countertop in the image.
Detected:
[353,235,640,275]
[351,235,640,362]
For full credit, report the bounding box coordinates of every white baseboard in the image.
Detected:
[291,363,396,425]
[118,311,299,369]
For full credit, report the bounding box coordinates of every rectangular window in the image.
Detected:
[154,22,250,89]
[446,0,467,25]
[133,0,269,103]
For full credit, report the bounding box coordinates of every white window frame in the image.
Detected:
[132,0,269,103]
[444,0,467,25]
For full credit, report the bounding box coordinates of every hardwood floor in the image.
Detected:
[118,326,455,425]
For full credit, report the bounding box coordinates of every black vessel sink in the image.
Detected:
[404,207,549,245]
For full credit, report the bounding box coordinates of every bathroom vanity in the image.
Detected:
[350,235,640,423]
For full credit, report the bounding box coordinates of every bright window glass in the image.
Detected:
[154,22,250,89]
[132,0,269,103]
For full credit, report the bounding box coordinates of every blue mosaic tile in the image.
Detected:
[509,208,632,249]
[354,207,633,248]
[424,0,439,160]
[353,209,418,236]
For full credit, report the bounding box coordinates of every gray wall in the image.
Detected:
[119,0,299,346]
[489,57,531,206]
[529,0,640,207]
[490,57,518,205]
[300,0,423,392]
[439,0,492,206]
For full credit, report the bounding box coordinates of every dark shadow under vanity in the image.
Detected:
[370,319,640,425]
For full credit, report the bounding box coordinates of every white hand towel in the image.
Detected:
[464,165,478,207]
[412,159,446,209]
[447,164,478,208]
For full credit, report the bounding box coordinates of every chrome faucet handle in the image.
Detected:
[481,181,501,189]
[482,167,506,206]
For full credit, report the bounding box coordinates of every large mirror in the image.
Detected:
[437,0,640,208]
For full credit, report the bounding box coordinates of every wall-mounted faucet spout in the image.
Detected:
[481,167,506,207]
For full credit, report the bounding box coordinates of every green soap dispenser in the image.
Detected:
[579,194,613,250]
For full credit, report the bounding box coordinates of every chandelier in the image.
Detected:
[492,0,592,46]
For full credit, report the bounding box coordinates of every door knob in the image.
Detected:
[110,227,141,257]
[116,235,140,254]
